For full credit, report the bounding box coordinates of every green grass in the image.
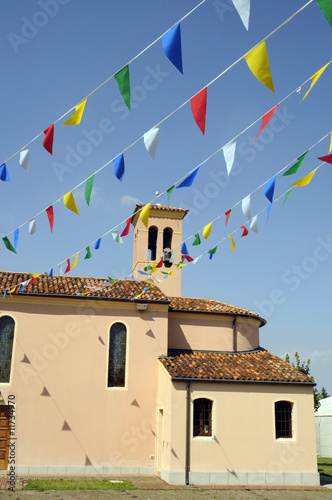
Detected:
[318,457,332,477]
[23,478,136,491]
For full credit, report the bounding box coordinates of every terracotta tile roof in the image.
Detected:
[169,297,265,325]
[159,349,314,384]
[0,272,168,301]
[134,204,189,215]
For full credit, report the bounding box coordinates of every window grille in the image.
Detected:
[275,401,292,438]
[193,398,212,437]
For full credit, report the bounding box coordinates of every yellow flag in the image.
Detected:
[70,253,78,270]
[203,222,212,239]
[63,191,80,215]
[244,40,274,92]
[9,287,16,294]
[228,235,235,252]
[140,203,150,228]
[30,273,40,278]
[329,132,332,153]
[302,62,331,101]
[178,262,187,269]
[291,169,317,188]
[62,98,87,125]
[151,262,157,274]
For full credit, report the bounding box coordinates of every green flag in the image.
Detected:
[85,175,94,206]
[84,246,91,259]
[283,151,308,176]
[167,185,175,208]
[208,245,218,255]
[144,265,153,272]
[2,236,16,254]
[115,65,130,110]
[283,189,292,207]
[315,0,332,27]
[192,233,201,246]
[108,276,115,284]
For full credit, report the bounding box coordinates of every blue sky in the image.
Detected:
[1,0,332,393]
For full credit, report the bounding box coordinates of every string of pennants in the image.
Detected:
[0,0,330,185]
[1,57,331,251]
[2,130,332,298]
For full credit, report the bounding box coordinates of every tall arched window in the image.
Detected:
[0,316,15,384]
[193,398,213,437]
[163,227,173,251]
[275,401,293,438]
[108,323,127,388]
[148,226,158,261]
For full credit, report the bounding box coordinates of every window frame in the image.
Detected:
[107,322,128,390]
[274,400,293,440]
[193,398,213,438]
[0,315,16,385]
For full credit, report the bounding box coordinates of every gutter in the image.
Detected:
[171,378,316,386]
[185,382,191,486]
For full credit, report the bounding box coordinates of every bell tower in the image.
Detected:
[131,204,188,297]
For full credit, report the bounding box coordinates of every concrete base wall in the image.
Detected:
[15,466,154,475]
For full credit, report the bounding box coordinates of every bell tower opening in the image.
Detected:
[131,204,188,297]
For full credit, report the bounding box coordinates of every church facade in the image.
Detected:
[0,205,319,485]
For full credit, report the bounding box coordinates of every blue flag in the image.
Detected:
[114,153,125,181]
[176,166,200,188]
[264,176,276,204]
[0,163,11,182]
[94,238,102,250]
[162,23,183,74]
[181,242,189,255]
[14,228,19,251]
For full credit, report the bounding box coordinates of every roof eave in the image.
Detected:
[15,292,171,305]
[170,377,315,386]
[169,308,266,327]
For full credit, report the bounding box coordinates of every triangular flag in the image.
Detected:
[192,255,202,265]
[192,233,201,246]
[167,185,175,207]
[48,268,53,277]
[232,0,250,30]
[85,175,94,206]
[65,259,71,273]
[43,124,54,155]
[181,242,189,255]
[156,257,163,268]
[315,0,332,26]
[190,87,207,134]
[0,163,11,182]
[182,254,194,262]
[62,98,87,125]
[225,209,231,227]
[250,215,258,233]
[140,203,150,228]
[264,176,276,204]
[283,151,308,176]
[283,189,292,207]
[94,238,101,250]
[2,236,16,254]
[70,253,78,270]
[223,140,236,175]
[176,166,200,188]
[240,225,248,237]
[46,206,54,233]
[111,229,123,243]
[151,262,157,274]
[242,194,251,221]
[114,65,130,110]
[63,191,80,215]
[144,127,159,160]
[162,23,183,74]
[255,105,278,140]
[228,235,235,252]
[318,153,332,164]
[203,222,212,239]
[29,219,36,236]
[59,264,63,276]
[291,169,317,187]
[121,217,131,237]
[208,245,218,259]
[302,61,331,101]
[169,250,175,263]
[19,147,30,171]
[84,246,91,259]
[114,153,125,181]
[14,229,19,251]
[244,40,274,92]
[266,203,272,224]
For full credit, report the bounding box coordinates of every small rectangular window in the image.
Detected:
[193,398,212,437]
[275,401,292,438]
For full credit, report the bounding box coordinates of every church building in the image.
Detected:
[0,204,319,485]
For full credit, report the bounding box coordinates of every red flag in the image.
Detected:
[65,259,71,273]
[240,225,248,237]
[43,124,54,155]
[190,87,207,134]
[46,205,54,233]
[318,154,332,164]
[156,257,163,268]
[29,278,37,285]
[120,217,131,237]
[182,254,194,262]
[225,209,231,227]
[125,278,128,291]
[254,105,278,141]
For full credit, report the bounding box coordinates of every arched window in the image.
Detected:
[275,401,293,438]
[148,226,158,261]
[108,323,127,388]
[163,227,173,268]
[193,398,213,437]
[0,316,15,384]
